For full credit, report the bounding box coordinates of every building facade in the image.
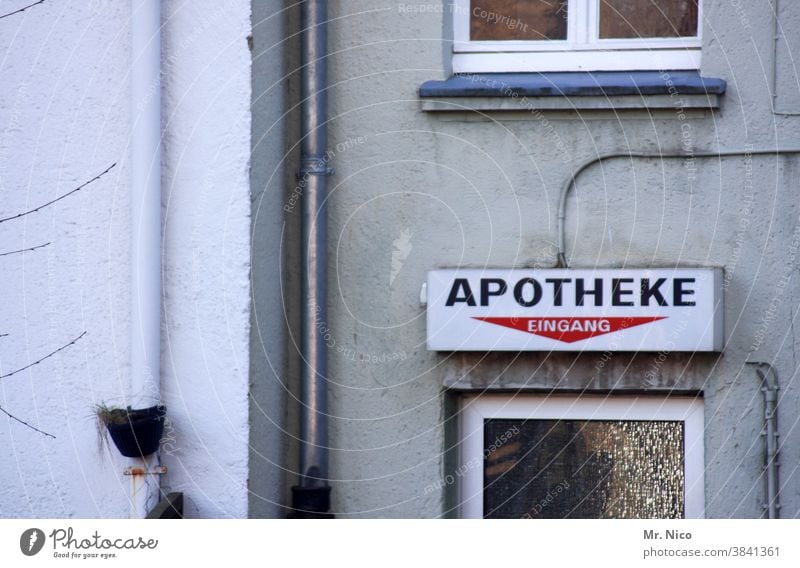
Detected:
[2,0,799,519]
[250,0,800,518]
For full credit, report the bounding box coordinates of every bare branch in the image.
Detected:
[0,163,116,224]
[0,405,56,438]
[0,0,45,21]
[0,241,51,258]
[0,331,87,380]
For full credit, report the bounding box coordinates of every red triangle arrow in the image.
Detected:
[473,316,667,343]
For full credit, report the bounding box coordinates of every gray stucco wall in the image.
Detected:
[252,0,800,518]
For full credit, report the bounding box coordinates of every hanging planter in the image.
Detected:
[95,404,166,458]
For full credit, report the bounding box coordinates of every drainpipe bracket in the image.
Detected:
[124,466,168,476]
[297,157,334,179]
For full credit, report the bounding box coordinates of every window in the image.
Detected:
[455,0,702,73]
[459,394,704,518]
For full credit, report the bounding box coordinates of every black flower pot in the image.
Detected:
[107,405,166,458]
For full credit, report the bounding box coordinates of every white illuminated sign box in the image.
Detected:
[426,268,723,352]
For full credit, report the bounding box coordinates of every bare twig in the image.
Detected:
[0,241,51,257]
[0,163,116,224]
[0,0,45,21]
[0,405,56,438]
[0,331,87,380]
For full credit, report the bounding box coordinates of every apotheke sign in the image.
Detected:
[426,268,723,352]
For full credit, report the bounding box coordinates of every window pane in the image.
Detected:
[470,1,568,41]
[600,0,699,39]
[483,419,685,519]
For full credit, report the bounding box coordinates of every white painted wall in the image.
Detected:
[0,0,252,518]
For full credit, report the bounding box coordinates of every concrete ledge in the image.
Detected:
[419,71,725,113]
[420,71,727,97]
[421,93,720,112]
[442,352,717,393]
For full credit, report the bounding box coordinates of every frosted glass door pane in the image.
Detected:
[484,419,685,518]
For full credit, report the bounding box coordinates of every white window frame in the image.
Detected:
[459,393,705,518]
[454,0,702,73]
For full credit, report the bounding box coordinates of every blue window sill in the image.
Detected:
[418,71,726,113]
[419,71,726,98]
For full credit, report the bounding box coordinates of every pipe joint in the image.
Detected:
[298,156,333,179]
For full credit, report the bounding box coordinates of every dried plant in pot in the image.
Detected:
[95,403,166,458]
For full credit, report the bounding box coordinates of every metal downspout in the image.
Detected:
[290,0,333,518]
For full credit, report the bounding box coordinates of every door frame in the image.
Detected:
[458,393,705,518]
